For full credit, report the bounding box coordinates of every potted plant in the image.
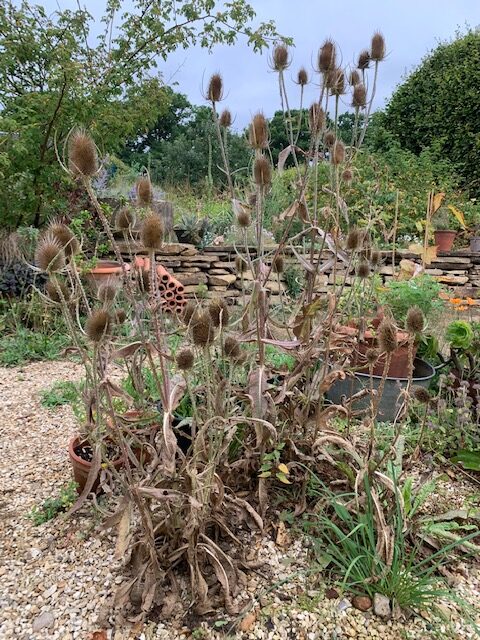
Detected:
[174,213,210,246]
[433,206,458,252]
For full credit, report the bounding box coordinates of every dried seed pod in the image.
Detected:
[115,206,136,230]
[97,280,119,304]
[35,235,65,273]
[207,73,223,102]
[328,68,346,96]
[358,50,370,70]
[86,309,111,342]
[342,169,353,184]
[378,320,398,354]
[140,213,163,250]
[324,130,336,147]
[182,301,198,325]
[309,103,325,135]
[346,228,362,251]
[49,223,79,258]
[224,336,241,360]
[318,39,336,73]
[114,309,126,324]
[352,83,367,108]
[273,43,289,71]
[208,297,229,328]
[370,249,381,267]
[176,347,194,371]
[413,386,431,404]
[236,207,251,228]
[349,69,360,86]
[68,130,98,177]
[366,348,379,365]
[248,113,268,150]
[253,155,272,187]
[356,260,370,279]
[219,109,232,128]
[272,254,284,274]
[297,67,308,86]
[235,255,248,273]
[46,278,70,303]
[136,177,153,206]
[191,312,215,347]
[331,140,345,165]
[371,32,386,62]
[406,306,425,334]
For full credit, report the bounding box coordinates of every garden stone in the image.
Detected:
[32,611,55,631]
[373,593,391,618]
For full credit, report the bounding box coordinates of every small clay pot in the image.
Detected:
[85,260,130,291]
[434,230,456,252]
[68,436,123,494]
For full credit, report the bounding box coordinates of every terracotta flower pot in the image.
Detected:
[68,436,123,494]
[86,260,130,291]
[434,230,456,252]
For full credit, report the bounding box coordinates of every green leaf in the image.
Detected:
[451,450,480,471]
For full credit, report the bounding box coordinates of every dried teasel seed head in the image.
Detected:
[219,109,232,128]
[224,336,241,360]
[406,306,425,334]
[378,320,398,354]
[342,169,353,184]
[349,69,360,86]
[114,309,126,324]
[324,130,336,147]
[182,301,198,325]
[235,255,248,273]
[208,297,229,328]
[85,309,111,343]
[272,254,284,274]
[366,348,379,365]
[297,67,308,86]
[136,176,153,206]
[370,249,381,267]
[272,43,290,71]
[176,347,194,371]
[371,32,386,62]
[140,213,163,250]
[328,68,346,96]
[253,155,272,187]
[358,49,370,70]
[35,234,65,273]
[352,83,367,108]
[46,278,70,303]
[318,39,336,73]
[115,206,136,230]
[207,73,223,102]
[97,279,119,304]
[413,386,431,404]
[331,140,345,165]
[248,112,268,150]
[346,227,362,251]
[309,104,325,135]
[191,312,215,347]
[356,260,370,279]
[48,223,79,258]
[68,129,98,177]
[236,207,251,228]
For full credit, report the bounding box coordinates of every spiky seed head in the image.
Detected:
[115,206,136,230]
[182,301,198,325]
[346,227,362,251]
[86,309,111,343]
[349,69,360,86]
[342,169,353,183]
[140,213,163,250]
[219,109,232,128]
[358,50,370,70]
[328,68,346,96]
[324,130,336,147]
[413,386,431,404]
[378,320,398,354]
[207,73,223,102]
[48,223,79,258]
[406,306,425,334]
[370,249,381,266]
[137,269,150,294]
[248,112,268,150]
[46,278,70,303]
[68,130,98,177]
[236,207,251,228]
[35,235,65,273]
[114,309,126,324]
[136,177,153,205]
[371,32,386,62]
[224,336,241,360]
[331,140,345,165]
[191,312,215,347]
[318,39,336,73]
[272,254,284,274]
[309,104,325,135]
[366,348,379,365]
[176,347,194,371]
[352,83,367,108]
[235,255,248,273]
[273,43,289,71]
[208,297,229,328]
[297,67,308,86]
[356,260,370,279]
[97,279,119,304]
[253,155,272,187]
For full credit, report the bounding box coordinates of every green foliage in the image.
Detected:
[451,450,480,471]
[446,320,474,350]
[0,328,69,366]
[383,30,480,195]
[265,344,295,370]
[283,265,303,299]
[28,481,78,525]
[40,381,79,408]
[379,275,445,325]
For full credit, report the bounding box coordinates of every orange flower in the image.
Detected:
[466,297,476,306]
[449,298,463,306]
[457,306,468,311]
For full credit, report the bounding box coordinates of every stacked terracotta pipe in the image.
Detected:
[132,256,186,315]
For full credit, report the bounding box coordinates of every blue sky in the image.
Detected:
[39,0,480,129]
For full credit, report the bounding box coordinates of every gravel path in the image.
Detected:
[0,360,479,640]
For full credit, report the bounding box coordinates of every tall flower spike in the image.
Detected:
[68,130,98,177]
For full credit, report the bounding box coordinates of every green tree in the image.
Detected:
[383,30,480,195]
[0,0,282,227]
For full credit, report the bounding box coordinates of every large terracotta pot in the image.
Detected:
[68,436,123,494]
[85,260,130,291]
[434,230,456,252]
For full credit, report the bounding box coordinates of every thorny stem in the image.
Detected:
[211,102,234,199]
